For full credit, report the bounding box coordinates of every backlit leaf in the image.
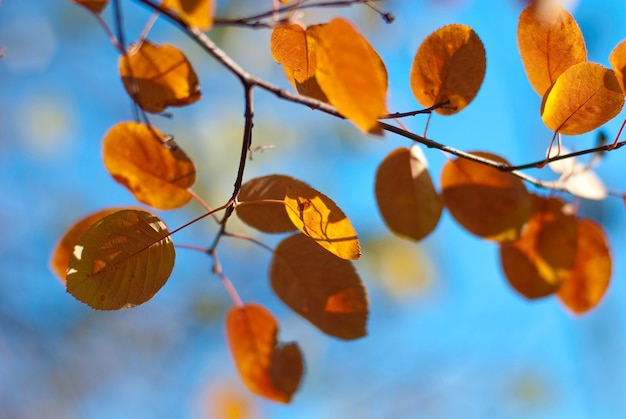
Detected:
[517,4,587,96]
[50,208,125,284]
[119,41,201,113]
[270,234,368,340]
[236,175,308,233]
[66,209,175,310]
[161,0,215,31]
[103,121,196,210]
[71,0,109,14]
[315,17,387,134]
[548,146,607,200]
[409,24,486,115]
[284,183,360,260]
[500,195,577,299]
[558,219,611,314]
[375,146,443,241]
[440,152,531,242]
[609,39,626,95]
[541,62,624,135]
[226,303,303,403]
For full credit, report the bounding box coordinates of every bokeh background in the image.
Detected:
[2,0,626,418]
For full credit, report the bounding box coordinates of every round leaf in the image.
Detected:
[66,209,175,310]
[609,39,626,95]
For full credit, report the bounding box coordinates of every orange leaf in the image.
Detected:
[375,146,443,241]
[557,219,611,314]
[236,175,305,233]
[119,41,201,113]
[226,303,303,403]
[409,24,486,115]
[50,208,126,284]
[609,39,626,95]
[71,0,108,14]
[541,62,624,135]
[440,152,531,242]
[315,18,387,134]
[284,182,360,260]
[517,4,587,96]
[161,0,215,31]
[270,234,368,340]
[500,195,577,299]
[103,122,196,210]
[66,209,175,310]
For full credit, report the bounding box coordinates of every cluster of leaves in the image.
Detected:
[50,0,626,403]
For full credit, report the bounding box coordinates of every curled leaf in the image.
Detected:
[161,0,215,31]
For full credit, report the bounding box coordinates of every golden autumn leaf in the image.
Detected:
[71,0,109,14]
[270,234,368,340]
[609,39,626,95]
[541,62,624,135]
[50,208,126,284]
[284,183,360,260]
[103,122,196,210]
[226,303,303,403]
[409,24,486,115]
[66,209,175,310]
[236,175,306,234]
[500,195,577,299]
[557,219,611,314]
[315,17,387,134]
[161,0,215,31]
[119,41,201,113]
[375,146,443,241]
[440,152,531,242]
[517,4,587,96]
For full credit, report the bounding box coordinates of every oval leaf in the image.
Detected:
[440,152,531,242]
[410,24,486,115]
[557,219,611,314]
[541,62,624,135]
[517,4,587,96]
[103,121,196,210]
[284,183,360,260]
[119,41,201,113]
[270,234,368,340]
[66,209,175,310]
[609,39,626,95]
[375,146,443,241]
[226,303,304,403]
[161,0,215,31]
[315,17,387,134]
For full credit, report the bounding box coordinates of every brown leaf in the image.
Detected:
[71,0,109,14]
[161,0,215,31]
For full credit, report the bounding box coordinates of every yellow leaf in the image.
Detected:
[375,146,443,241]
[119,41,201,113]
[270,234,368,340]
[284,183,360,260]
[103,122,196,210]
[517,4,587,96]
[315,18,387,134]
[609,39,626,95]
[71,0,108,14]
[226,303,303,403]
[161,0,215,31]
[541,62,624,135]
[409,24,486,115]
[66,209,175,310]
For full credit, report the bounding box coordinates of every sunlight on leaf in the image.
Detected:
[517,4,587,96]
[284,183,360,260]
[270,234,368,340]
[66,209,175,310]
[375,146,443,241]
[103,121,196,210]
[609,39,626,95]
[440,152,531,242]
[226,303,303,403]
[557,219,611,314]
[500,195,576,299]
[315,17,387,134]
[541,62,624,135]
[410,24,486,115]
[119,40,201,113]
[161,0,215,31]
[71,0,109,14]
